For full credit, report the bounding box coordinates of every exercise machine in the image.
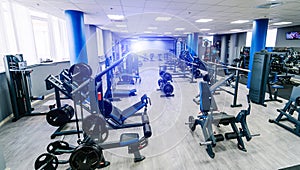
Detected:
[104,57,137,99]
[269,86,300,137]
[157,71,174,97]
[187,81,258,158]
[45,63,94,138]
[4,54,45,121]
[35,112,152,170]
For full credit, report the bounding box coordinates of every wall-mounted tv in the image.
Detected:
[286,31,300,40]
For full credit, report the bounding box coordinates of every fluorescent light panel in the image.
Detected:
[144,31,152,33]
[148,27,158,30]
[155,16,172,21]
[195,19,213,23]
[175,28,185,31]
[164,32,172,34]
[107,14,125,20]
[200,29,211,31]
[231,20,249,24]
[183,32,191,34]
[272,21,292,25]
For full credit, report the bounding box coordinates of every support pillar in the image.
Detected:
[65,10,88,65]
[247,18,269,88]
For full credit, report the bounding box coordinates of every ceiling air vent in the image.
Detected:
[256,1,283,9]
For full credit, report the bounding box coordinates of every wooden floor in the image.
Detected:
[1,60,300,170]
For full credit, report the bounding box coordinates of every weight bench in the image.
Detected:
[187,81,256,158]
[269,86,300,137]
[266,73,284,103]
[104,94,151,130]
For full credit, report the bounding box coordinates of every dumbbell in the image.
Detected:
[158,71,174,96]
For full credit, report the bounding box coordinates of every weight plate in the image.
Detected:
[46,109,70,127]
[188,116,196,131]
[82,114,109,143]
[69,144,102,170]
[34,153,58,170]
[47,141,70,155]
[69,63,92,84]
[163,83,174,95]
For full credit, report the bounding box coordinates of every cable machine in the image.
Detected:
[4,54,44,121]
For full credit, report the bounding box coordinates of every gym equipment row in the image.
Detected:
[269,86,300,137]
[187,81,258,158]
[35,114,151,170]
[4,54,45,121]
[160,51,204,83]
[157,70,174,97]
[35,58,153,169]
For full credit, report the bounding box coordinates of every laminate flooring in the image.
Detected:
[0,60,300,170]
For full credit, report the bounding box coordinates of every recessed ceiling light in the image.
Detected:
[120,30,128,33]
[175,28,185,31]
[107,14,125,20]
[200,29,211,31]
[116,24,127,28]
[173,34,180,36]
[183,32,191,34]
[272,21,292,25]
[231,20,249,24]
[164,32,172,34]
[144,31,152,34]
[230,29,243,32]
[195,19,213,23]
[208,33,216,35]
[148,27,158,30]
[155,16,172,21]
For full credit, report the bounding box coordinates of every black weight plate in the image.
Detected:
[35,153,58,170]
[69,144,102,170]
[163,72,172,82]
[47,141,70,155]
[158,79,163,86]
[159,70,166,77]
[46,109,69,127]
[163,83,174,95]
[82,114,109,143]
[69,63,92,84]
[188,116,196,131]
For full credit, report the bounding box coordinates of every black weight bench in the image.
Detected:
[105,94,151,129]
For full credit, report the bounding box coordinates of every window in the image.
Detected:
[32,18,51,62]
[0,0,70,72]
[246,29,277,47]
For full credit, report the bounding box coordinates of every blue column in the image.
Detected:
[191,32,199,56]
[65,10,88,65]
[247,18,269,88]
[187,34,192,53]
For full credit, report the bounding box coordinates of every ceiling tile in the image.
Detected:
[144,1,170,8]
[121,0,145,7]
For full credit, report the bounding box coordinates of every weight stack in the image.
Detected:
[249,50,270,105]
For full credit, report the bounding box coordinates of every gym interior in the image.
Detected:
[1,0,300,170]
